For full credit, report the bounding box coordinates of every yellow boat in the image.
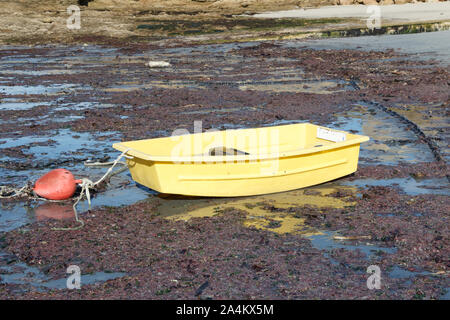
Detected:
[113,123,369,197]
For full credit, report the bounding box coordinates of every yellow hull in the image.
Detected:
[113,123,369,197]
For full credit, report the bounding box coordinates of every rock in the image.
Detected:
[148,61,171,68]
[394,0,411,3]
[338,0,355,4]
[381,0,395,4]
[78,0,94,5]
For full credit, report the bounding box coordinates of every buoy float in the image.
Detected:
[33,169,81,200]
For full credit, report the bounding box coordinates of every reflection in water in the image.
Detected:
[391,102,450,161]
[34,202,75,221]
[332,103,436,165]
[159,184,356,235]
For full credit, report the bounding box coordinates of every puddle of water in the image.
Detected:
[343,177,450,196]
[0,101,45,111]
[391,103,447,132]
[0,202,35,232]
[263,119,306,127]
[390,102,450,161]
[0,128,119,163]
[285,29,450,66]
[386,265,447,288]
[180,106,258,115]
[0,252,126,291]
[104,80,206,92]
[0,84,75,96]
[53,102,117,111]
[1,115,85,126]
[239,79,352,94]
[332,103,435,165]
[219,67,305,80]
[388,265,429,279]
[36,272,126,291]
[75,179,155,210]
[308,230,396,258]
[104,77,346,93]
[1,69,84,76]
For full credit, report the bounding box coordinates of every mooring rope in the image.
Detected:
[0,149,132,231]
[0,184,30,199]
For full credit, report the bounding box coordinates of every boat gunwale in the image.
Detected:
[112,124,369,163]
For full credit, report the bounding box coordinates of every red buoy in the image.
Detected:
[33,169,81,200]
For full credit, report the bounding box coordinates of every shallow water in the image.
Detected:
[0,128,119,162]
[0,84,76,96]
[0,251,126,291]
[308,231,396,259]
[388,265,429,279]
[390,102,450,161]
[0,101,45,111]
[343,177,450,196]
[238,79,354,94]
[284,29,450,66]
[332,103,436,165]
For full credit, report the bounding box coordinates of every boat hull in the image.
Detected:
[126,143,361,197]
[113,123,368,197]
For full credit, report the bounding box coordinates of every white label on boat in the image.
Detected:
[317,127,346,142]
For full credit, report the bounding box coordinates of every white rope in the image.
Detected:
[84,160,127,167]
[0,185,30,199]
[93,149,131,186]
